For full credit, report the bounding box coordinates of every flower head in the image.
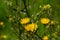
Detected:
[20,18,30,24]
[43,4,51,9]
[1,35,7,39]
[40,18,50,24]
[43,36,49,40]
[25,23,38,32]
[0,22,4,26]
[50,20,55,25]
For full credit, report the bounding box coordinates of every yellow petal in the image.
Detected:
[20,18,30,24]
[40,18,50,24]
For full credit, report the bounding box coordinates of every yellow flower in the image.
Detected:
[43,4,51,9]
[40,18,50,24]
[1,35,7,39]
[0,22,4,26]
[50,20,55,25]
[25,23,38,32]
[20,18,30,24]
[43,36,49,40]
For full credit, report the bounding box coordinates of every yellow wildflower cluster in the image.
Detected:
[25,23,38,32]
[43,36,49,40]
[43,4,51,9]
[20,18,30,24]
[0,22,4,26]
[40,18,50,24]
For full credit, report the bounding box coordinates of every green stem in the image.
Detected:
[22,0,30,17]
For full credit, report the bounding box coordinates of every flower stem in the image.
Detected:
[22,0,30,17]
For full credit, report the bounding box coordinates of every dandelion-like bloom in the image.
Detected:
[25,23,38,32]
[43,36,49,40]
[1,35,7,39]
[50,20,55,25]
[40,18,50,24]
[43,4,51,9]
[20,18,30,24]
[0,22,4,26]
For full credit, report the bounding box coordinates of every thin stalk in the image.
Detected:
[22,0,30,17]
